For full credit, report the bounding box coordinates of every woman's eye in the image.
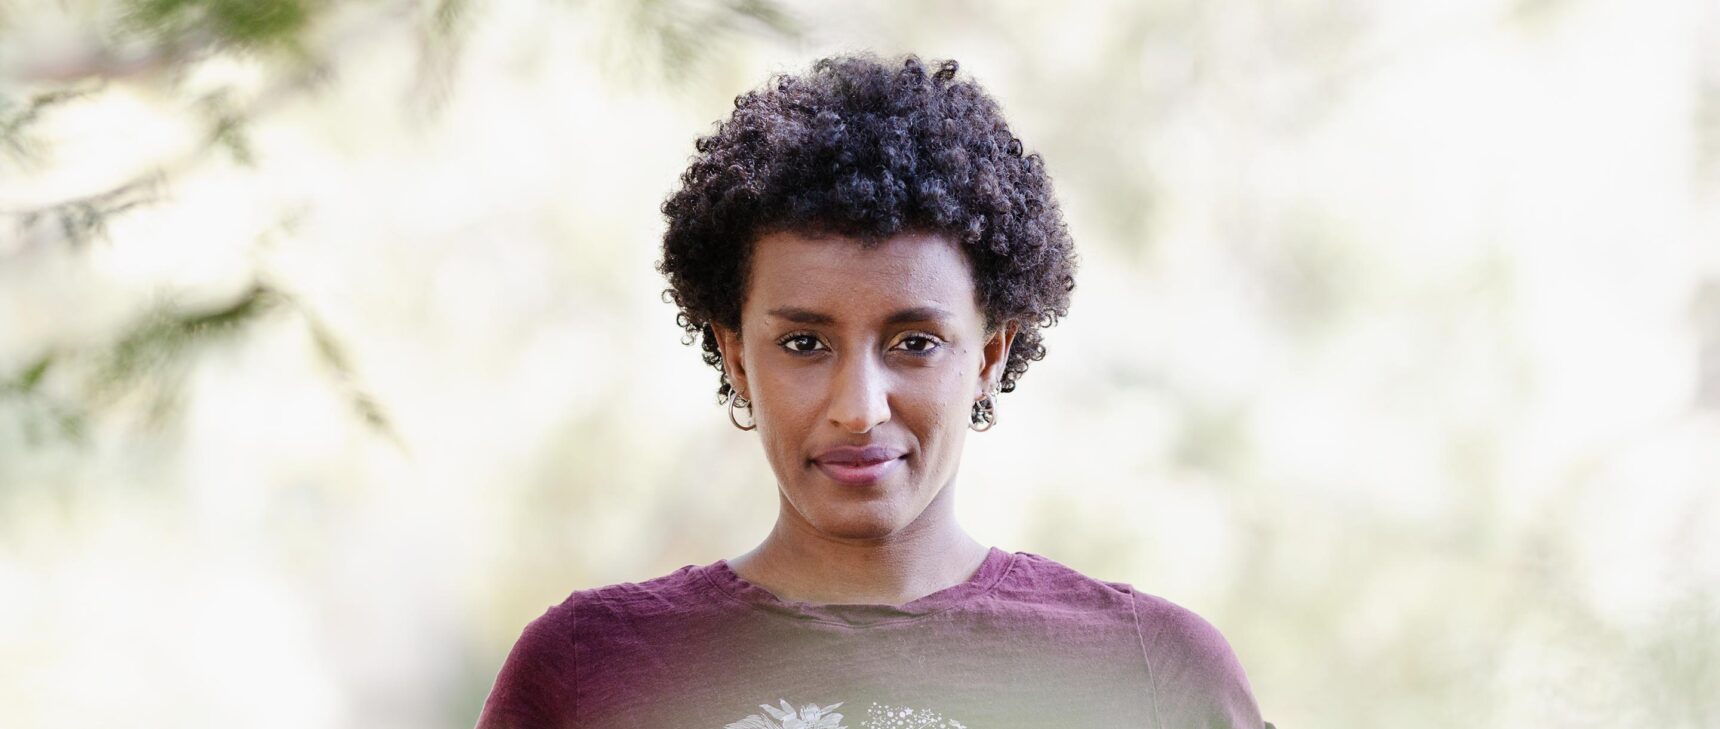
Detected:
[780,334,824,353]
[895,335,941,354]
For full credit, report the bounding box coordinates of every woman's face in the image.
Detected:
[713,230,1016,543]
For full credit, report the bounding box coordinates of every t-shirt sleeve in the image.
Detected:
[1132,592,1266,729]
[474,603,578,729]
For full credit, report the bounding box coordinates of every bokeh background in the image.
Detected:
[4,0,1719,727]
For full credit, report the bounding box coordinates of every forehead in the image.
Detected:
[743,230,981,322]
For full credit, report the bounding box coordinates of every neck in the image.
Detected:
[727,487,990,606]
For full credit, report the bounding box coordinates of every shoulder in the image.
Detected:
[562,563,710,620]
[1130,591,1244,671]
[999,552,1265,727]
[1129,590,1264,729]
[1001,551,1246,670]
[474,564,713,729]
[510,562,716,648]
[993,550,1141,606]
[475,597,579,729]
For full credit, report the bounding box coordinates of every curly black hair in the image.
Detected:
[656,53,1077,421]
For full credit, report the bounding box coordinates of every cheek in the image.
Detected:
[912,356,980,433]
[756,368,820,419]
[752,368,825,457]
[938,347,980,403]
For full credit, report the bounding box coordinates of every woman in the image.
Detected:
[477,54,1268,729]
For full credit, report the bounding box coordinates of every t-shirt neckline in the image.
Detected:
[698,546,1016,627]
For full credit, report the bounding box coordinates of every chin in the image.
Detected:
[799,502,912,541]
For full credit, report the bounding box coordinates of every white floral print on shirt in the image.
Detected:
[724,700,845,729]
[723,699,967,729]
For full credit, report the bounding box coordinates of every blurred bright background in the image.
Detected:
[3,0,1718,727]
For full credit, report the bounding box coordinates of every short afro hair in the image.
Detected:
[657,53,1077,415]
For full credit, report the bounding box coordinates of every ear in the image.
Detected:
[975,320,1019,398]
[710,322,750,400]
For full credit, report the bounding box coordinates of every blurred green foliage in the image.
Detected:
[121,0,315,49]
[1,0,797,444]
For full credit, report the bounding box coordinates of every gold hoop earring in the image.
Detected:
[729,394,757,431]
[969,385,999,432]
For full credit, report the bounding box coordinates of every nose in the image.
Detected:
[827,350,891,433]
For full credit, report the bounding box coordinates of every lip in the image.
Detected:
[811,446,907,486]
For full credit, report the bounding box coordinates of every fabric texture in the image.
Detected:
[476,547,1268,729]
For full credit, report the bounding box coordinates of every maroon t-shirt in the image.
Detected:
[476,547,1268,728]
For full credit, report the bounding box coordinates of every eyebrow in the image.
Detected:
[765,306,955,326]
